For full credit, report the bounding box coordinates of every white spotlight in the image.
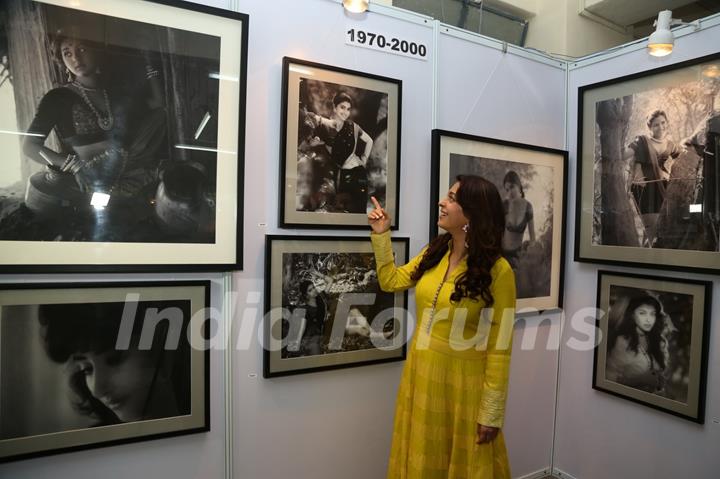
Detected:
[343,0,369,14]
[648,10,674,57]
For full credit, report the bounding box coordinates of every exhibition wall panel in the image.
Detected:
[556,20,720,479]
[436,26,567,150]
[231,1,433,479]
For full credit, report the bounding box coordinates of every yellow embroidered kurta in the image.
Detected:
[371,231,516,479]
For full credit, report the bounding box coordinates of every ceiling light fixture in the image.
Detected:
[647,10,701,57]
[343,0,369,14]
[647,10,674,57]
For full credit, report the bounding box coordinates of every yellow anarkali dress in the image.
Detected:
[371,231,516,479]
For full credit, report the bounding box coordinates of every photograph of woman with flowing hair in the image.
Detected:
[593,272,711,422]
[604,285,697,402]
[605,293,671,396]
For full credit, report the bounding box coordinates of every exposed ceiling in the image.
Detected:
[583,0,699,26]
[582,0,720,37]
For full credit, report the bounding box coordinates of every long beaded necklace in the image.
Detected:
[72,81,114,131]
[426,280,445,333]
[425,252,465,333]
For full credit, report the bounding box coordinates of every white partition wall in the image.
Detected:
[230,1,434,478]
[436,26,566,150]
[555,20,720,479]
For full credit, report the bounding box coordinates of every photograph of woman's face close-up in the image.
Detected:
[0,300,192,440]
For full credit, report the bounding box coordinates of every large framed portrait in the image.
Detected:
[593,270,711,423]
[264,235,408,377]
[279,57,402,229]
[576,52,720,273]
[0,0,248,272]
[0,280,210,462]
[430,129,568,313]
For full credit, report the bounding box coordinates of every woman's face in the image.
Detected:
[304,283,319,299]
[60,38,97,79]
[333,101,352,122]
[70,349,157,422]
[648,115,668,140]
[632,303,658,334]
[504,181,521,200]
[438,182,468,232]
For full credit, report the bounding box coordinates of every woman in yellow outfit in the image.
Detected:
[368,175,516,479]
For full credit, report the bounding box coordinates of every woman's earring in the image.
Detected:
[462,224,469,233]
[66,68,73,82]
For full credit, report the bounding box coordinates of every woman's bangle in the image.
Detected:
[69,156,88,175]
[60,154,76,171]
[145,64,160,79]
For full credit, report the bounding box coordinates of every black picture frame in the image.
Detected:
[0,0,248,273]
[575,52,720,273]
[279,57,402,229]
[0,280,211,462]
[264,234,409,377]
[592,270,711,423]
[430,129,569,314]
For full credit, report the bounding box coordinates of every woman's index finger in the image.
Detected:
[370,196,383,210]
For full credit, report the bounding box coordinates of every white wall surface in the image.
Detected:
[436,28,566,149]
[557,22,720,479]
[230,1,434,478]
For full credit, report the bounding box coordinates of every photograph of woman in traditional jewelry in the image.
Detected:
[0,1,221,243]
[368,175,517,478]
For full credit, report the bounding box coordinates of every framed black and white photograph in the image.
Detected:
[264,235,408,377]
[279,57,402,229]
[576,52,720,273]
[430,129,568,313]
[593,270,711,423]
[0,280,210,462]
[0,0,248,272]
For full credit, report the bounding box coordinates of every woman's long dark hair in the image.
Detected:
[412,175,505,305]
[609,294,666,370]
